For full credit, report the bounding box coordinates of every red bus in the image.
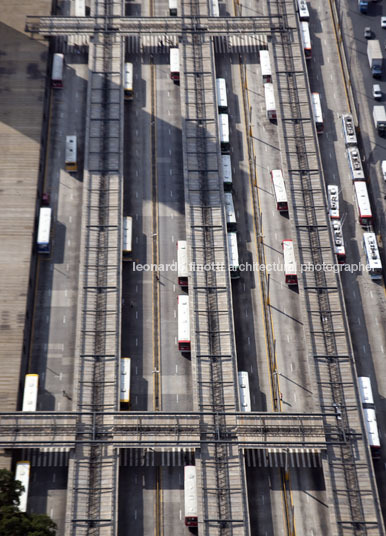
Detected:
[178,295,190,352]
[282,240,298,285]
[354,181,372,226]
[271,169,288,212]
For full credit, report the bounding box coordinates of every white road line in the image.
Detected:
[353,291,356,298]
[136,366,138,375]
[136,284,138,293]
[135,311,138,320]
[248,337,250,346]
[381,345,384,354]
[250,364,253,373]
[64,289,67,297]
[136,129,138,136]
[170,169,173,175]
[69,215,72,223]
[136,214,139,220]
[46,315,49,323]
[358,317,361,325]
[173,284,176,292]
[135,395,138,405]
[135,191,138,198]
[60,372,63,381]
[243,283,246,292]
[136,338,138,347]
[171,235,174,242]
[290,363,293,371]
[50,508,54,518]
[176,393,179,403]
[175,336,177,345]
[134,510,137,520]
[67,240,71,246]
[287,335,290,342]
[169,148,172,155]
[375,317,379,326]
[168,128,171,135]
[245,310,248,318]
[170,189,173,197]
[66,263,69,271]
[179,510,182,520]
[174,309,176,318]
[53,473,56,483]
[57,401,61,410]
[176,364,178,374]
[293,393,296,402]
[136,170,138,177]
[63,315,66,324]
[48,289,51,297]
[363,345,366,352]
[171,212,174,219]
[136,237,138,244]
[370,291,374,298]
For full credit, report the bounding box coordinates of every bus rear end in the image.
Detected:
[52,53,64,88]
[65,135,77,172]
[184,466,198,526]
[170,48,180,83]
[282,240,298,285]
[169,0,177,16]
[177,240,188,287]
[178,295,190,352]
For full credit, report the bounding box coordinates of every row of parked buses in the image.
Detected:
[341,114,382,278]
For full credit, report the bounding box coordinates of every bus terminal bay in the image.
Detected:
[1,0,386,535]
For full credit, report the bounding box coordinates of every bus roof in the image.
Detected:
[178,295,190,342]
[184,466,198,517]
[219,114,229,143]
[120,357,131,403]
[74,0,85,16]
[52,53,64,80]
[354,182,371,217]
[363,233,382,271]
[342,114,357,145]
[271,169,287,203]
[282,240,297,275]
[264,83,276,111]
[311,92,323,123]
[177,240,188,278]
[300,21,311,50]
[15,461,31,513]
[331,221,345,255]
[216,78,228,109]
[22,374,38,412]
[363,408,380,448]
[347,146,365,180]
[124,63,133,89]
[227,232,239,268]
[238,371,251,412]
[358,376,374,406]
[37,207,52,245]
[65,135,77,164]
[327,185,339,218]
[224,193,236,224]
[221,154,232,183]
[170,48,180,72]
[259,50,272,77]
[123,216,132,253]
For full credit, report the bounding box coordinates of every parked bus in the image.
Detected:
[184,466,198,527]
[65,135,77,172]
[282,240,298,285]
[224,192,236,232]
[74,0,85,16]
[331,221,346,264]
[221,154,232,191]
[15,462,31,513]
[238,371,251,412]
[51,53,64,88]
[124,62,134,100]
[219,113,230,153]
[270,169,288,212]
[209,0,220,16]
[342,114,357,146]
[177,240,188,287]
[347,146,365,181]
[227,232,240,279]
[297,0,309,21]
[216,78,228,113]
[264,83,277,121]
[300,21,312,60]
[170,48,180,83]
[259,50,272,83]
[169,0,177,16]
[123,216,133,259]
[327,185,340,220]
[311,92,323,134]
[120,358,131,407]
[354,182,372,226]
[37,207,52,254]
[22,374,38,412]
[363,233,382,279]
[178,295,190,352]
[358,377,381,458]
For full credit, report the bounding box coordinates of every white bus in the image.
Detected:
[300,21,312,60]
[169,0,177,16]
[37,207,52,254]
[238,371,251,412]
[270,169,288,212]
[282,240,297,285]
[124,62,133,100]
[264,83,277,121]
[219,113,230,153]
[170,48,180,83]
[65,135,77,172]
[363,233,382,279]
[358,377,380,458]
[178,295,190,352]
[224,192,236,232]
[297,0,309,21]
[120,358,131,407]
[221,154,232,191]
[209,0,220,16]
[74,0,85,16]
[347,146,365,181]
[123,216,133,259]
[22,374,38,412]
[327,185,339,219]
[259,50,272,83]
[342,114,357,146]
[216,78,228,113]
[311,92,323,134]
[15,461,31,513]
[354,182,373,226]
[177,240,188,287]
[184,466,198,527]
[52,53,64,88]
[331,220,346,264]
[227,232,240,279]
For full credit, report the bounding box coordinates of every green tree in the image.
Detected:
[0,469,24,508]
[0,469,57,535]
